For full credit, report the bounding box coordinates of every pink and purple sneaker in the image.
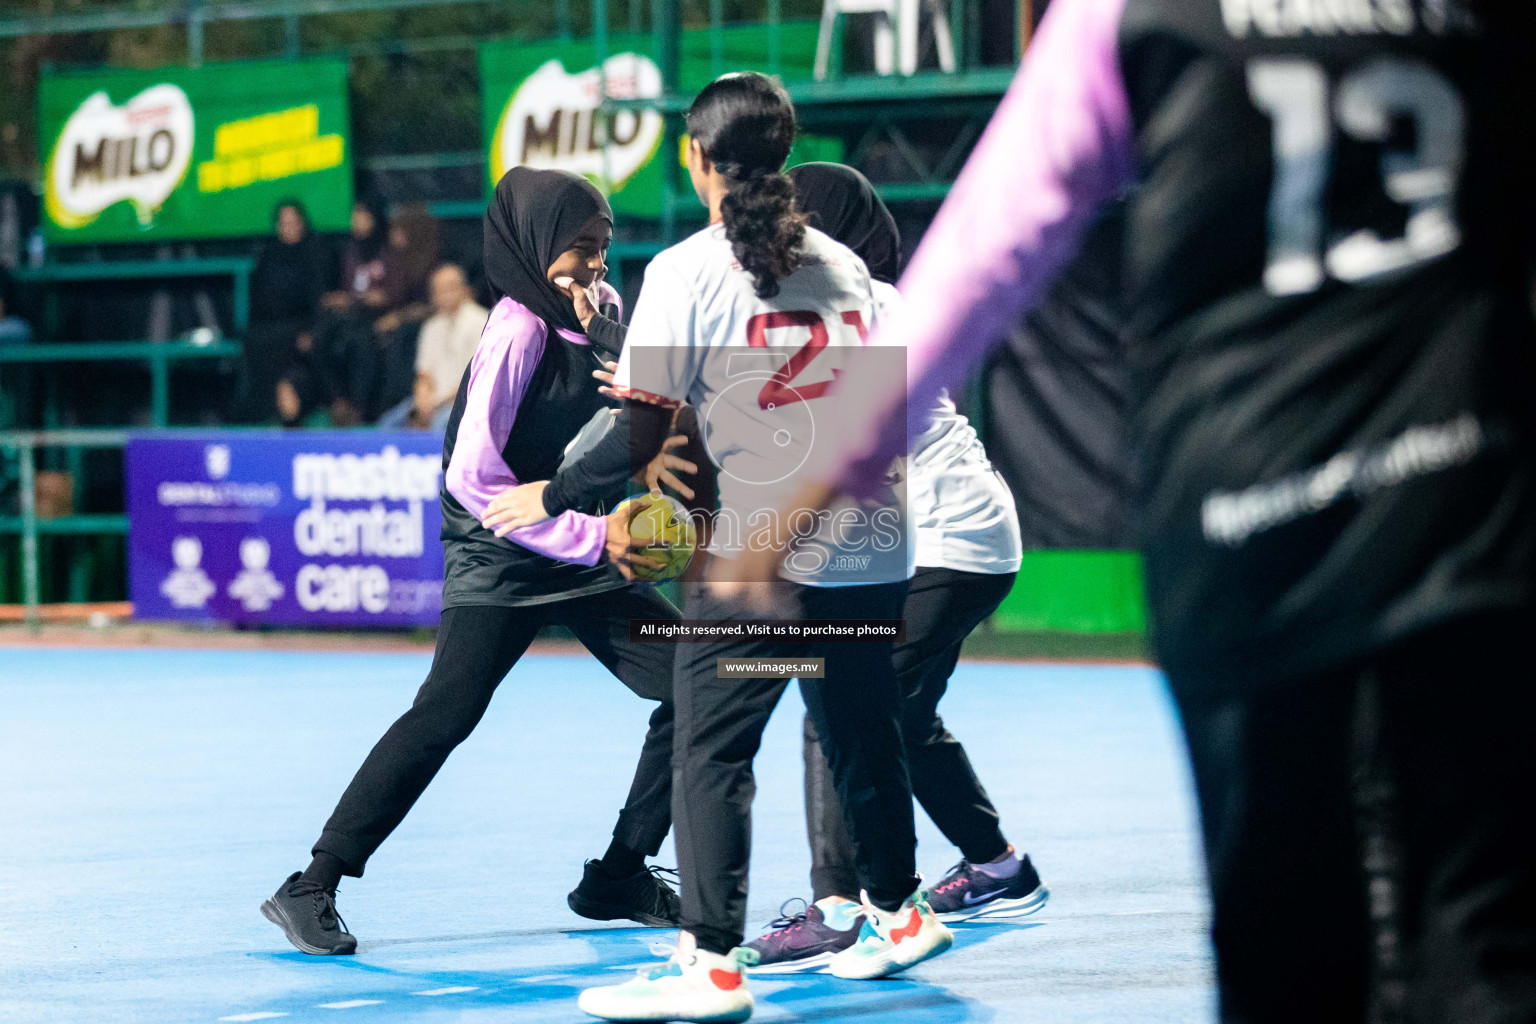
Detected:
[743,897,865,973]
[925,851,1049,922]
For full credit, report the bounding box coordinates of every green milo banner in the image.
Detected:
[480,22,836,218]
[39,58,353,243]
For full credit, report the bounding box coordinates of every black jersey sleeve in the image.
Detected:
[542,399,674,517]
[586,312,626,361]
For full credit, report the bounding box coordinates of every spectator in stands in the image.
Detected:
[313,201,440,426]
[366,203,441,414]
[326,194,389,313]
[242,200,334,422]
[0,265,31,346]
[378,262,486,432]
[293,195,392,427]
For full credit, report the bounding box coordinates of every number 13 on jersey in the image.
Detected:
[1249,56,1465,296]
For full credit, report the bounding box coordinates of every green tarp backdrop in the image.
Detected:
[480,22,837,217]
[39,58,354,244]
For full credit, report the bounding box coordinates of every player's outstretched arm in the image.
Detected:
[545,399,677,516]
[816,0,1139,499]
[593,359,698,498]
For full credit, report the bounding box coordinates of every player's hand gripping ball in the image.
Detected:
[616,494,697,583]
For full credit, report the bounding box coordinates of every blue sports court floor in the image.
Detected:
[0,645,1214,1023]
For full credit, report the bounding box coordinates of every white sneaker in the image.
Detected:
[578,935,755,1023]
[827,888,954,980]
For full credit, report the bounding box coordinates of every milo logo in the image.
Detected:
[491,53,663,194]
[45,83,194,229]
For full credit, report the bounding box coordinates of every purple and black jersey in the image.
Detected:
[821,0,1536,691]
[438,289,629,608]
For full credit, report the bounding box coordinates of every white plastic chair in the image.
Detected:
[814,0,956,79]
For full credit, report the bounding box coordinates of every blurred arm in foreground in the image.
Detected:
[722,0,1136,593]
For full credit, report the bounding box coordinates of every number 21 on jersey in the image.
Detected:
[1248,56,1465,296]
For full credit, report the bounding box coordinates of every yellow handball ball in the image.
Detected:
[615,493,697,583]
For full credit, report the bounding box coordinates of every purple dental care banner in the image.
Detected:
[127,431,445,627]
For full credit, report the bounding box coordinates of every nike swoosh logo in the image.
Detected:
[962,891,999,906]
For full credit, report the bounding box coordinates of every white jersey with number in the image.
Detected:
[613,223,907,585]
[878,281,1023,576]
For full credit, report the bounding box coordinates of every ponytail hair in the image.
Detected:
[719,172,802,299]
[686,72,805,299]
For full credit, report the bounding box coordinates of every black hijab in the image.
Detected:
[350,193,389,263]
[251,201,330,322]
[485,166,613,335]
[788,162,901,284]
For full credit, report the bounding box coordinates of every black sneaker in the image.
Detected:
[744,897,864,973]
[925,853,1049,922]
[261,872,358,955]
[568,860,681,928]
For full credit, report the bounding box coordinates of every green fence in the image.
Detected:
[0,429,131,621]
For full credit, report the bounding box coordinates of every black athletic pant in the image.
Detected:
[803,567,1015,900]
[313,585,679,876]
[1173,611,1536,1024]
[672,579,918,955]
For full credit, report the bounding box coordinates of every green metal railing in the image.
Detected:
[0,338,242,615]
[1,0,773,70]
[0,254,256,614]
[10,257,254,336]
[0,340,241,614]
[0,429,131,627]
[0,340,244,428]
[3,259,252,434]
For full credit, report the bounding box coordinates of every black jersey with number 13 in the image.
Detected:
[1110,0,1536,690]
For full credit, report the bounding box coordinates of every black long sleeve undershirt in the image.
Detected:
[585,311,626,361]
[542,398,674,517]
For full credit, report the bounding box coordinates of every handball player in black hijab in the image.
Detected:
[789,162,901,284]
[261,167,690,956]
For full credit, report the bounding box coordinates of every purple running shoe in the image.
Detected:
[925,852,1049,922]
[744,897,865,973]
